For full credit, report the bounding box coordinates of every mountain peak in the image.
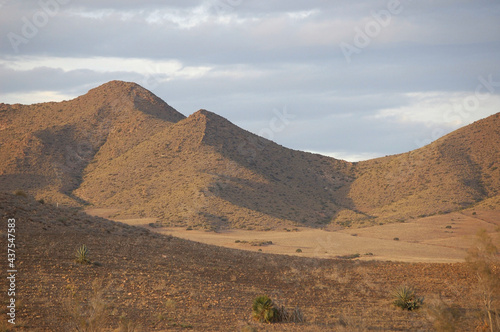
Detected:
[190,109,226,121]
[81,80,185,123]
[88,80,142,95]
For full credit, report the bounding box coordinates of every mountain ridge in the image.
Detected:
[1,81,498,229]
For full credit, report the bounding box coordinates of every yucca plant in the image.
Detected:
[75,244,91,264]
[252,296,277,323]
[392,285,424,311]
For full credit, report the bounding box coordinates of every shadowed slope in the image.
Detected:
[0,81,185,204]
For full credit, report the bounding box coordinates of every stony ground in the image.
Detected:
[0,193,496,331]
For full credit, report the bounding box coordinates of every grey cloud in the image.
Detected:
[1,0,499,160]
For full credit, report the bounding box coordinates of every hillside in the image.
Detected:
[75,109,355,229]
[1,80,499,229]
[342,112,500,225]
[0,81,184,206]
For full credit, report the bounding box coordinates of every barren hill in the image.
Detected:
[1,81,499,229]
[0,81,184,205]
[75,109,355,229]
[342,112,500,225]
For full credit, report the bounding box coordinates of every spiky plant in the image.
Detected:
[75,244,91,264]
[392,285,424,311]
[252,296,277,323]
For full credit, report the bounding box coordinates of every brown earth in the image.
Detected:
[1,80,499,231]
[87,208,500,263]
[1,193,498,331]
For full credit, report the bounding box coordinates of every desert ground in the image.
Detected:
[87,208,500,263]
[0,194,497,331]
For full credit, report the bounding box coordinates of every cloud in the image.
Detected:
[0,0,499,160]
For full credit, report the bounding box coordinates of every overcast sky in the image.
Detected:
[1,0,499,161]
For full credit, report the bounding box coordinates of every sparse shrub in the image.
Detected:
[466,229,500,331]
[38,198,45,204]
[252,296,305,324]
[14,190,27,197]
[392,285,423,311]
[66,280,108,331]
[117,315,142,332]
[275,305,305,323]
[393,237,400,241]
[445,225,452,229]
[296,248,302,253]
[426,298,462,332]
[252,296,277,323]
[164,299,176,311]
[337,253,360,259]
[75,244,91,264]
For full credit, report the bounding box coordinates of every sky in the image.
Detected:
[1,0,499,161]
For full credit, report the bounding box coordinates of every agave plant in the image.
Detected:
[392,285,424,311]
[75,244,91,264]
[252,296,277,323]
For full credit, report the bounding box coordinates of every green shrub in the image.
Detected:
[75,244,91,264]
[392,285,424,311]
[252,296,277,323]
[296,248,302,253]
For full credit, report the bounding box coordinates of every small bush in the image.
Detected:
[118,315,142,332]
[392,285,424,311]
[426,298,462,332]
[275,305,305,323]
[66,280,108,331]
[296,249,303,253]
[393,237,400,241]
[14,190,27,197]
[337,253,360,259]
[75,244,91,264]
[252,296,277,323]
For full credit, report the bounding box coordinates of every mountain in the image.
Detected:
[343,112,500,225]
[1,81,499,229]
[74,108,354,229]
[0,81,184,205]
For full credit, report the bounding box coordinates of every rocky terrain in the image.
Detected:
[0,193,494,331]
[1,81,499,230]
